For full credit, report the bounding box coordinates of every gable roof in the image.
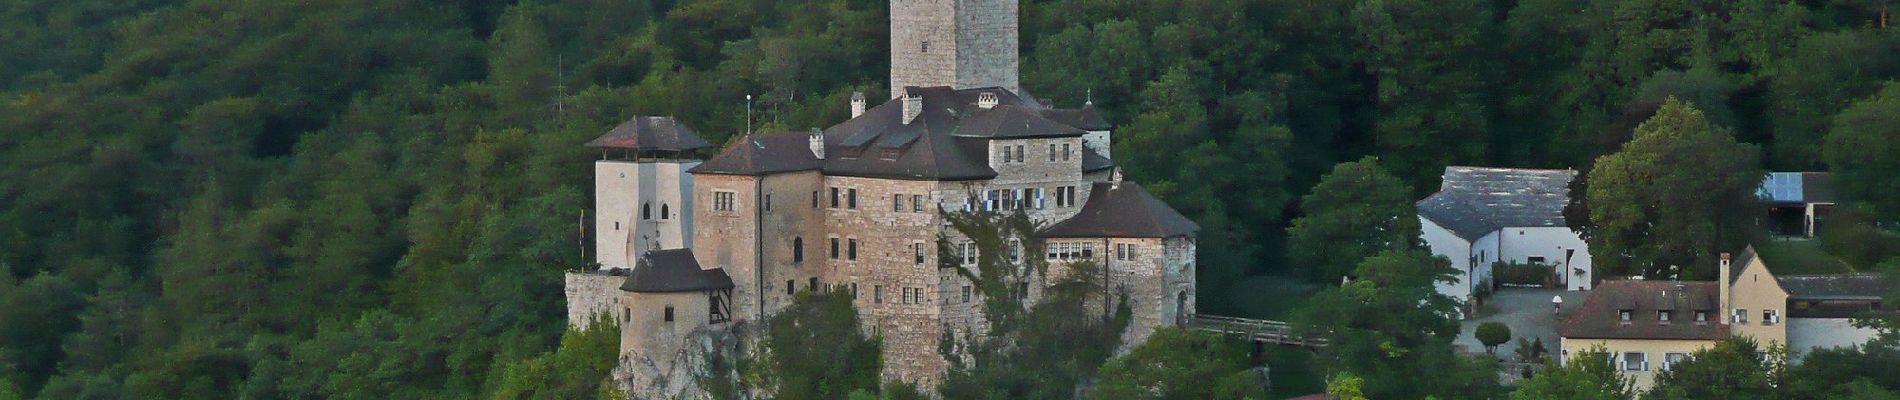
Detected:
[620,249,734,293]
[1417,167,1578,240]
[689,132,823,176]
[1039,105,1113,131]
[1728,246,1761,284]
[1779,273,1889,301]
[586,116,715,152]
[1560,280,1728,340]
[1041,181,1200,239]
[818,86,1099,181]
[1081,145,1114,172]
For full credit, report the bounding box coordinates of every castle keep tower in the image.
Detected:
[889,0,1021,97]
[588,116,713,271]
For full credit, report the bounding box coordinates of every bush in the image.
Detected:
[1818,215,1900,269]
[1476,322,1511,354]
[1494,262,1552,286]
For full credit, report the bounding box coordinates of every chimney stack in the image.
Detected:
[809,128,825,160]
[977,92,999,109]
[902,90,923,125]
[1719,252,1732,324]
[850,91,866,118]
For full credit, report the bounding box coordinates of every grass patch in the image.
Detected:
[1225,274,1320,320]
[1756,240,1855,275]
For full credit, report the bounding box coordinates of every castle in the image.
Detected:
[564,0,1200,394]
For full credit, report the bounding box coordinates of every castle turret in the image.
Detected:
[889,0,1020,96]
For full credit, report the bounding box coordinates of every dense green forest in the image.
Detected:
[4,0,1900,398]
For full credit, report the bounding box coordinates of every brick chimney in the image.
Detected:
[850,91,866,118]
[809,128,825,160]
[902,88,923,125]
[1719,252,1732,324]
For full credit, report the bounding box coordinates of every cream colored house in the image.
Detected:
[1559,246,1888,390]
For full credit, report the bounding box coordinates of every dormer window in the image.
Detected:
[1694,310,1709,324]
[1658,311,1671,325]
[1618,309,1633,323]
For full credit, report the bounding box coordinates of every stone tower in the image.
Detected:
[889,0,1020,97]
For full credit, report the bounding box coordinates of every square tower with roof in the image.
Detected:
[889,0,1021,97]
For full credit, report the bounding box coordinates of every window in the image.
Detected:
[1695,310,1709,323]
[921,40,929,53]
[643,203,653,220]
[793,237,805,263]
[1028,188,1045,209]
[1049,144,1058,162]
[1062,143,1071,161]
[830,187,840,208]
[664,306,675,322]
[914,243,926,265]
[962,286,972,303]
[830,237,840,259]
[1116,243,1138,260]
[1007,239,1022,262]
[894,194,904,212]
[713,192,736,212]
[764,194,772,212]
[614,221,619,230]
[1618,309,1633,322]
[661,203,671,219]
[874,285,884,304]
[787,280,795,295]
[812,191,820,208]
[1658,310,1672,324]
[848,188,858,209]
[959,242,978,265]
[1664,353,1689,370]
[1528,256,1546,264]
[1053,186,1078,207]
[1015,145,1025,163]
[850,283,859,299]
[1622,352,1647,371]
[912,195,924,212]
[1764,309,1779,325]
[1734,308,1749,324]
[848,238,859,261]
[810,277,818,291]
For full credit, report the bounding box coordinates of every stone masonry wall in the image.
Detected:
[759,171,829,317]
[824,176,948,387]
[954,0,1019,93]
[890,0,958,96]
[565,272,629,330]
[692,173,763,321]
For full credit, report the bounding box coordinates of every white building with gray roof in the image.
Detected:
[1418,167,1594,313]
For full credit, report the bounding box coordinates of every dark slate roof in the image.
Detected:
[1042,181,1200,238]
[818,86,1095,181]
[1779,273,1889,301]
[1417,167,1578,240]
[1727,246,1760,284]
[1040,106,1113,131]
[1081,145,1114,173]
[1758,172,1837,204]
[620,249,735,293]
[1560,280,1728,340]
[689,132,823,175]
[586,116,715,151]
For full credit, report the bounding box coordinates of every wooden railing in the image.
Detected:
[1186,314,1328,347]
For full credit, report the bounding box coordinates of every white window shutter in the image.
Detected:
[1037,189,1046,209]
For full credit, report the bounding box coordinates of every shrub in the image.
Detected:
[1494,262,1552,286]
[1476,322,1512,354]
[1819,217,1900,269]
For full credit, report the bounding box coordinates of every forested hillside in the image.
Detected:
[1,0,1898,398]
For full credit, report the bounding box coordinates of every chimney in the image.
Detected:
[978,92,999,109]
[850,91,867,118]
[1719,252,1732,324]
[809,128,825,160]
[902,89,923,125]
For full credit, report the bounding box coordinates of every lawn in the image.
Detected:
[1756,240,1855,275]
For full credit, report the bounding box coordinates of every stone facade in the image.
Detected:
[889,0,1020,96]
[595,160,698,270]
[565,272,630,330]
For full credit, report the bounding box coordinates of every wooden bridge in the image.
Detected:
[1186,314,1327,348]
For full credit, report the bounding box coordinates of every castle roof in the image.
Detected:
[586,116,714,152]
[1040,105,1113,131]
[818,86,1100,180]
[1081,145,1114,173]
[620,249,734,293]
[1042,181,1199,239]
[1417,166,1577,241]
[690,132,823,176]
[1559,280,1727,340]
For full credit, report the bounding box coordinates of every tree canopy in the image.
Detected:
[1586,98,1765,279]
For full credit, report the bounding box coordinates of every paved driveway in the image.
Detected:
[1455,288,1588,361]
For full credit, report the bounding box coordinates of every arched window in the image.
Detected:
[793,237,805,262]
[642,203,652,220]
[661,203,671,220]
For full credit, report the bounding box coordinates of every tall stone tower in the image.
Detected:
[587,116,713,271]
[889,0,1020,97]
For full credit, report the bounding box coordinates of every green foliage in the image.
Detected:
[1293,249,1500,399]
[1827,81,1900,222]
[735,290,883,400]
[1475,322,1511,353]
[1326,373,1369,400]
[490,316,623,400]
[1508,346,1633,400]
[1091,328,1265,400]
[1645,337,1786,400]
[1286,157,1421,283]
[1587,98,1765,279]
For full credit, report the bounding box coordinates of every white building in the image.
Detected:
[1418,167,1594,308]
[588,116,712,270]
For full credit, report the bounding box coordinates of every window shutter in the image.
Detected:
[1036,189,1046,209]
